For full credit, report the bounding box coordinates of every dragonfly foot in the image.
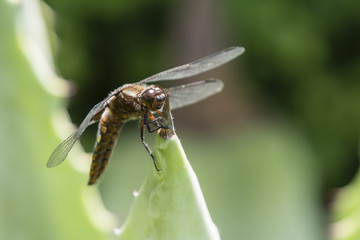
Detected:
[150,153,161,171]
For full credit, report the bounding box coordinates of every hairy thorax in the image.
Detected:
[107,84,146,122]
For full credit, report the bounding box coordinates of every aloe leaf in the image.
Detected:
[331,169,360,240]
[0,0,114,239]
[117,132,220,240]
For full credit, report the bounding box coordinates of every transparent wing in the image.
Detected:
[47,95,111,168]
[138,46,244,84]
[47,131,80,168]
[168,79,224,110]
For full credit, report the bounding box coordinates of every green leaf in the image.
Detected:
[332,170,360,240]
[117,133,220,240]
[0,1,114,239]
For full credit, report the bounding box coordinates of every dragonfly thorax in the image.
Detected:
[140,86,166,111]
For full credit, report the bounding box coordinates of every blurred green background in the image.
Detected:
[1,0,360,239]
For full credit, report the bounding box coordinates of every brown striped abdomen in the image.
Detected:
[88,107,123,185]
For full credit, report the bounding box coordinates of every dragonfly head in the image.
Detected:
[140,86,166,111]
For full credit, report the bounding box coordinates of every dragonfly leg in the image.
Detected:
[153,110,173,129]
[141,115,160,171]
[144,111,163,133]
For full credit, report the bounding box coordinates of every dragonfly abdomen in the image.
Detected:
[88,107,123,185]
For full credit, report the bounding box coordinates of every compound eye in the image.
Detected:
[141,87,166,111]
[141,89,155,108]
[156,93,166,103]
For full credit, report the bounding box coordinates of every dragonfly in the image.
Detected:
[47,46,245,185]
